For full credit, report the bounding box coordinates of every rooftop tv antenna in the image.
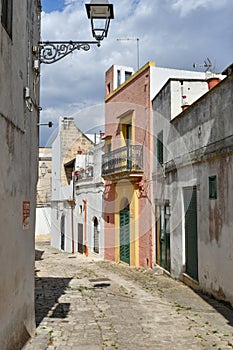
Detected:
[193,57,214,74]
[117,37,140,70]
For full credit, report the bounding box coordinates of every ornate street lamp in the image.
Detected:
[86,0,114,41]
[37,0,114,64]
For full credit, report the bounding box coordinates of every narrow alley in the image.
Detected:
[23,241,233,350]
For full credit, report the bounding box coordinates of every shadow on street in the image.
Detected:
[196,290,233,328]
[35,276,72,326]
[35,249,45,261]
[34,248,72,326]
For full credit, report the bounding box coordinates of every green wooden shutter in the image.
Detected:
[120,209,130,264]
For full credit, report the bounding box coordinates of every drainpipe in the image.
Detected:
[83,198,88,256]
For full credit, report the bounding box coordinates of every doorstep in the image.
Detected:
[182,273,200,291]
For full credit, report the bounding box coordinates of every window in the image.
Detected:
[125,71,132,81]
[125,123,132,146]
[1,0,13,37]
[119,111,134,152]
[117,70,121,87]
[157,131,163,165]
[209,176,217,199]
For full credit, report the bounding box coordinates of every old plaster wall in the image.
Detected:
[163,74,233,305]
[197,155,233,305]
[0,1,41,349]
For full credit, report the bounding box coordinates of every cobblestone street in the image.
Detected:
[23,241,233,350]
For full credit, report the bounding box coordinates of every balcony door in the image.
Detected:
[125,124,132,169]
[125,123,132,146]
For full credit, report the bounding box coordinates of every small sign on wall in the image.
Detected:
[22,201,30,230]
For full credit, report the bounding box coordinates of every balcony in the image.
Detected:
[102,145,143,180]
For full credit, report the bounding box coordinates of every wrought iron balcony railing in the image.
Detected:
[102,145,143,176]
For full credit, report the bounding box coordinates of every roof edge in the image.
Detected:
[105,61,155,102]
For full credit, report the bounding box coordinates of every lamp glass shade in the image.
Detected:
[86,1,114,41]
[86,1,114,19]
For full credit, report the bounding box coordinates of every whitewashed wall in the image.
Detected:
[35,207,51,240]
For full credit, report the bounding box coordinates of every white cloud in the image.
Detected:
[39,0,233,145]
[171,0,229,17]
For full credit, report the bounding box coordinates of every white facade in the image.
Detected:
[170,79,209,119]
[150,65,209,100]
[50,117,94,252]
[0,1,41,349]
[153,71,233,306]
[35,207,51,240]
[37,147,52,203]
[36,147,52,240]
[112,65,135,89]
[74,142,105,258]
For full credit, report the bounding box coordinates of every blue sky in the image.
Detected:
[40,0,233,146]
[41,0,65,13]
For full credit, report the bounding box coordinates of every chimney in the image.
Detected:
[207,76,221,90]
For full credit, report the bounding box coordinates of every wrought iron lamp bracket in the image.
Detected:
[38,40,100,64]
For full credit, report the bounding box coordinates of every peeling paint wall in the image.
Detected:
[198,155,233,304]
[0,1,41,349]
[153,73,233,306]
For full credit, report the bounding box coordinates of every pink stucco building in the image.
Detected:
[102,62,206,268]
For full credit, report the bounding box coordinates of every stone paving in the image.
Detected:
[23,241,233,350]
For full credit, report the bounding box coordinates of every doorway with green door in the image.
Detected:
[155,201,171,272]
[119,199,130,264]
